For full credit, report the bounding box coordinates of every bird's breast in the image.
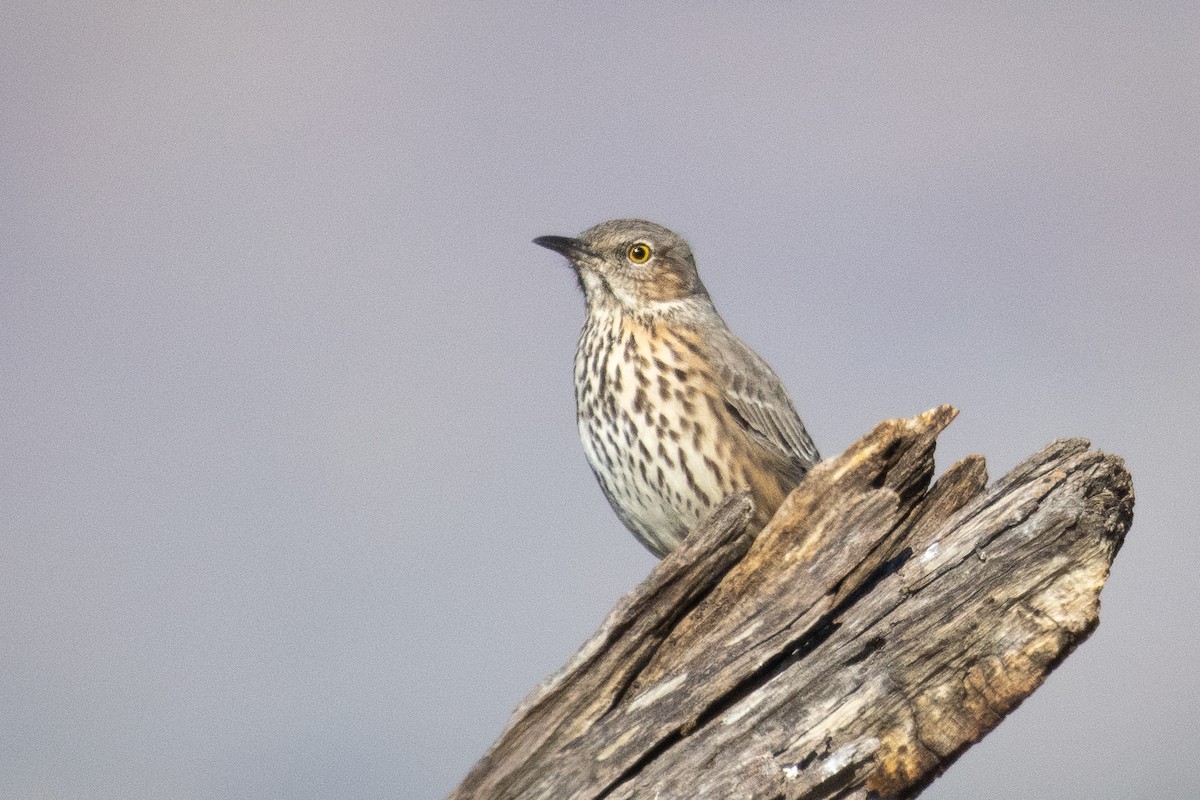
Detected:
[574,312,747,551]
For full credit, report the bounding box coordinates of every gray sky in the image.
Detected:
[3,3,1197,798]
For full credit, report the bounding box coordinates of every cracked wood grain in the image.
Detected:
[449,406,1134,800]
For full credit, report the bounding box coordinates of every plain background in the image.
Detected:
[3,3,1197,798]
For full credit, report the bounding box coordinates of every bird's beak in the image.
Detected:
[533,235,596,262]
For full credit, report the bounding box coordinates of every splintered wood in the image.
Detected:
[450,406,1134,800]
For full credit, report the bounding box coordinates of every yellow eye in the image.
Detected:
[627,242,652,264]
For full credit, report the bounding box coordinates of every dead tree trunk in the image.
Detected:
[450,406,1134,800]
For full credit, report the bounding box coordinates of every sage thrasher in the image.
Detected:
[534,219,819,557]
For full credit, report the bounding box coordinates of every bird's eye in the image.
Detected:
[627,243,652,264]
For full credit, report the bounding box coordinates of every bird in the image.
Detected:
[533,219,820,558]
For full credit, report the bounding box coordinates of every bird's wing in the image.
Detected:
[713,334,821,472]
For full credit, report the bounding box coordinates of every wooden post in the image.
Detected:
[450,406,1134,800]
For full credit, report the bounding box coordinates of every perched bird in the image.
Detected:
[534,219,819,557]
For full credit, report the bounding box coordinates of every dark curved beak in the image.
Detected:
[533,235,595,261]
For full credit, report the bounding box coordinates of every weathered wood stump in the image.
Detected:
[451,406,1134,799]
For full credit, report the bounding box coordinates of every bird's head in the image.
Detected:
[534,219,709,315]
